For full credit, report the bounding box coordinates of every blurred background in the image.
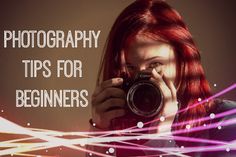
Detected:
[0,0,235,156]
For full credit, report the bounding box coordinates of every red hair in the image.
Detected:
[98,0,213,132]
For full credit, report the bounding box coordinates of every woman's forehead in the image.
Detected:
[125,40,175,63]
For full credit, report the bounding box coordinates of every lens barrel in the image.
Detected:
[126,80,163,117]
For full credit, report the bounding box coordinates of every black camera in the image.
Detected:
[110,70,163,131]
[122,70,163,118]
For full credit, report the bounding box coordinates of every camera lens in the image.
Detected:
[127,81,163,117]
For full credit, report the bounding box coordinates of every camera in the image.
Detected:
[110,70,163,131]
[122,70,163,118]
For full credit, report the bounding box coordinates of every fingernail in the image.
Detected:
[152,68,158,75]
[117,78,123,82]
[154,67,161,73]
[153,68,163,76]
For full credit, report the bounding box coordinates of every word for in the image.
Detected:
[22,60,82,78]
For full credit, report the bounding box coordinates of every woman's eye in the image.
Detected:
[126,65,136,71]
[149,62,161,69]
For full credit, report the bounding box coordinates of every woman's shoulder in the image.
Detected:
[213,99,236,113]
[208,99,236,141]
[193,99,236,157]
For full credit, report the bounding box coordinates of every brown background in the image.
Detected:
[0,0,235,156]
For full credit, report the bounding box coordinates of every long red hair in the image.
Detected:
[97,0,213,131]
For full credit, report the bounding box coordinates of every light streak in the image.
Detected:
[0,83,235,156]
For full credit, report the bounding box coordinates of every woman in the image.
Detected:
[88,0,236,156]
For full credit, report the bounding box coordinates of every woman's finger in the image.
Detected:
[151,69,172,103]
[99,98,126,112]
[92,87,125,105]
[162,73,177,101]
[92,78,123,97]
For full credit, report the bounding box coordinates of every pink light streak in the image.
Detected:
[0,83,235,157]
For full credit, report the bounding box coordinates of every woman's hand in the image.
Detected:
[150,68,178,133]
[91,78,126,130]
